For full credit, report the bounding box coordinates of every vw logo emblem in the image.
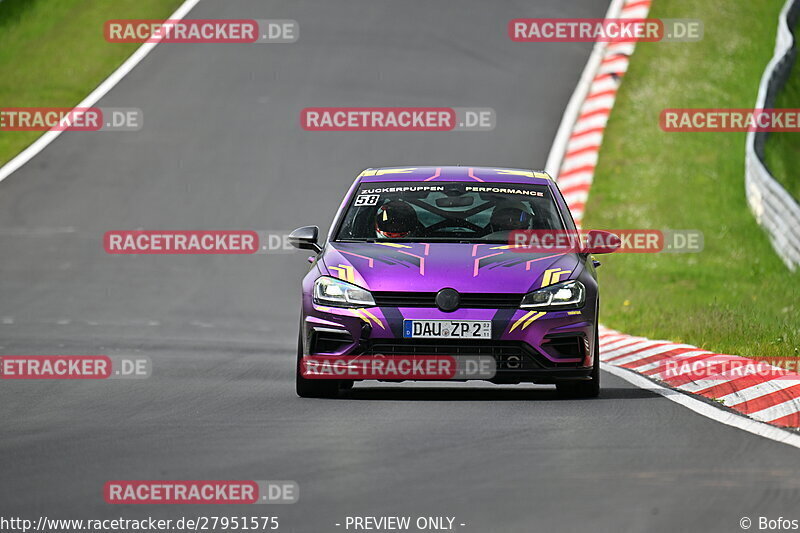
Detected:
[435,288,460,312]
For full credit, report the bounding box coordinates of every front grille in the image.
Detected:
[363,340,545,370]
[372,292,522,309]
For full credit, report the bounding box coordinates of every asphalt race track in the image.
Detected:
[1,1,799,532]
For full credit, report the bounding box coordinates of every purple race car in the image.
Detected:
[289,166,614,398]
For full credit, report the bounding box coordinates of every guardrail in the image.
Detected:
[745,0,800,270]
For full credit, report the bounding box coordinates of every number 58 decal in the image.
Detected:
[354,194,380,206]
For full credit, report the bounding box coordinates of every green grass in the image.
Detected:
[0,0,183,166]
[763,23,800,201]
[583,0,800,358]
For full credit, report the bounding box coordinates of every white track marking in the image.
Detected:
[544,0,626,175]
[0,0,202,184]
[602,364,800,449]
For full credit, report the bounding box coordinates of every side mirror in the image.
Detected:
[583,230,621,254]
[289,226,322,253]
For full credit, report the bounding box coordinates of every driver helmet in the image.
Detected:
[489,202,532,231]
[375,200,418,238]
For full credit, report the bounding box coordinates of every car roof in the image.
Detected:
[356,166,553,186]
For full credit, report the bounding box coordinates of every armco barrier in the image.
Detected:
[746,0,800,271]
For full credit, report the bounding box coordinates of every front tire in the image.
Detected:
[556,324,600,399]
[295,329,340,398]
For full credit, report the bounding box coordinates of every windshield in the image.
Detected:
[335,181,564,243]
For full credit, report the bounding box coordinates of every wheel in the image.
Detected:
[295,329,340,398]
[556,324,600,399]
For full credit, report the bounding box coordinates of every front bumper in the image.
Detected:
[301,299,597,384]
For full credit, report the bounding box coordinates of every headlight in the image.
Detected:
[520,280,585,310]
[313,276,375,308]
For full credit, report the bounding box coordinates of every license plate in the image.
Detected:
[403,320,491,339]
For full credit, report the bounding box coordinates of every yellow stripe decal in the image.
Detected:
[521,311,546,330]
[510,310,547,333]
[360,309,385,330]
[342,265,355,283]
[376,168,417,175]
[552,269,568,284]
[329,266,345,280]
[541,268,570,287]
[328,264,355,283]
[489,244,527,250]
[494,169,534,177]
[352,309,371,324]
[375,242,412,249]
[510,311,535,333]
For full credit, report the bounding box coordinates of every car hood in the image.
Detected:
[321,242,581,294]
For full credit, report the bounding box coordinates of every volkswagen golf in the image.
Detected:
[289,166,617,398]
